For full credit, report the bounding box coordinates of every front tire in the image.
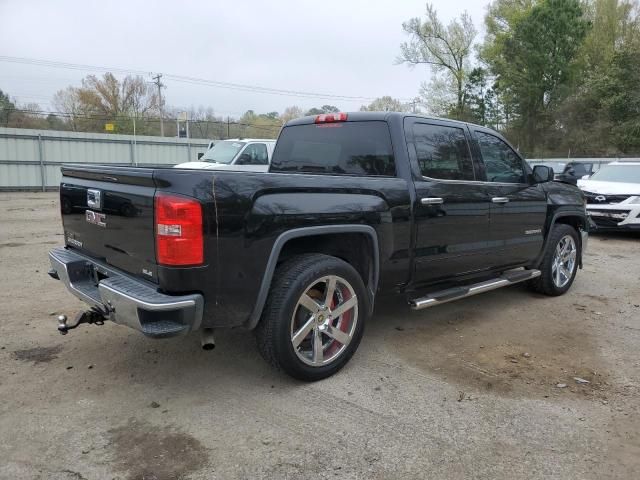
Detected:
[255,254,369,381]
[528,224,580,296]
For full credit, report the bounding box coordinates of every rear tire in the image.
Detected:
[255,254,369,381]
[528,224,580,296]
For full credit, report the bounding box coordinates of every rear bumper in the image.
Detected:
[49,247,203,338]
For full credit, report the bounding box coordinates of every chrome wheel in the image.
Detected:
[290,275,359,367]
[552,235,577,288]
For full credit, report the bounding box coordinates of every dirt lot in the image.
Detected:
[1,192,639,480]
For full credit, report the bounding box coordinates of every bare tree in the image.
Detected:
[281,106,304,124]
[360,96,410,112]
[398,4,477,118]
[76,73,158,119]
[52,87,82,131]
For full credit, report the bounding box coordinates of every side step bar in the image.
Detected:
[409,269,541,310]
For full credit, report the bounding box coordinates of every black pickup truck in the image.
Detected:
[49,112,588,380]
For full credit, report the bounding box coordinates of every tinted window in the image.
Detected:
[270,121,395,176]
[476,132,525,183]
[413,123,474,181]
[241,143,269,165]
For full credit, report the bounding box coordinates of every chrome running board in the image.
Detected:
[409,269,541,310]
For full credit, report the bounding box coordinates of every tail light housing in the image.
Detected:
[155,193,203,266]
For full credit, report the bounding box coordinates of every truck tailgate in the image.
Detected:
[60,165,159,283]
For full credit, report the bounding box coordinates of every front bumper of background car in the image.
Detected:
[585,195,640,230]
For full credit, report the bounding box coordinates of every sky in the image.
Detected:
[0,0,490,118]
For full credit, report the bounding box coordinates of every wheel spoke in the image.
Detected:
[326,324,351,346]
[325,276,337,307]
[331,296,357,318]
[299,294,320,314]
[292,317,315,348]
[555,265,562,286]
[312,327,323,364]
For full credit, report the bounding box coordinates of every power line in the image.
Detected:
[0,55,413,103]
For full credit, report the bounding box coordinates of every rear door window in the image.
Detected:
[270,121,396,176]
[412,123,475,181]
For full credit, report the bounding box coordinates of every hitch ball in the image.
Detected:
[57,315,69,335]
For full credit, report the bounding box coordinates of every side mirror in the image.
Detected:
[235,153,252,165]
[197,152,204,160]
[532,165,554,183]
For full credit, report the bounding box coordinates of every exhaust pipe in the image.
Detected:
[201,328,215,350]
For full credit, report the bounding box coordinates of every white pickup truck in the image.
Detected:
[176,139,276,172]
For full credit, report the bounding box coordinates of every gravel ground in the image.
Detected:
[1,192,639,480]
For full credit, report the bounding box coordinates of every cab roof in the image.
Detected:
[284,111,485,129]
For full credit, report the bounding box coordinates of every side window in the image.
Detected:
[413,123,474,181]
[475,132,525,183]
[241,143,269,165]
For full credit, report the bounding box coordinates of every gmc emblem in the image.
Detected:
[85,210,107,228]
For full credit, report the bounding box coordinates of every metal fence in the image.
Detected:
[0,127,210,190]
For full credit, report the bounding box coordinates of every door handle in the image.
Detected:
[421,197,444,205]
[492,197,509,204]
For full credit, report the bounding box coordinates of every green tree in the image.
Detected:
[483,0,590,154]
[398,3,477,118]
[305,105,340,115]
[237,110,281,139]
[461,68,504,128]
[0,89,15,127]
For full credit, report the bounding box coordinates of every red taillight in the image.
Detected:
[155,193,203,266]
[314,112,348,123]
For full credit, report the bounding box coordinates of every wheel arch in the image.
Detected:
[534,211,587,269]
[245,225,379,330]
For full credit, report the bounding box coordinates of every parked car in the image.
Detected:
[176,138,276,172]
[48,112,588,381]
[556,161,599,184]
[577,161,640,231]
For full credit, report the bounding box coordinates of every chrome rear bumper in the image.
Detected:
[49,247,203,338]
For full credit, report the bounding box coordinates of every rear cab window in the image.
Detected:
[270,121,396,176]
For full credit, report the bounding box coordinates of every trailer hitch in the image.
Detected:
[57,308,106,335]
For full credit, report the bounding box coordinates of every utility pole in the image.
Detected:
[227,116,230,139]
[152,73,165,136]
[411,98,419,114]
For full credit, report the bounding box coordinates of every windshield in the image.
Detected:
[201,141,246,164]
[588,164,640,183]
